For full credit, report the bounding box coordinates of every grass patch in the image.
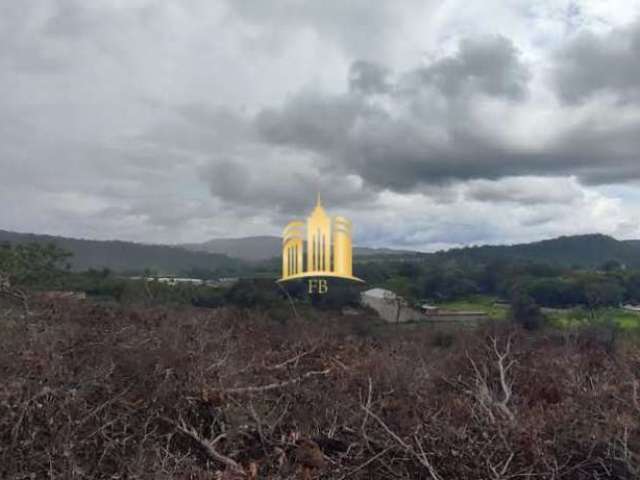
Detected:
[435,295,509,320]
[548,307,640,331]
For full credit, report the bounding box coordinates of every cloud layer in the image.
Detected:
[1,0,640,249]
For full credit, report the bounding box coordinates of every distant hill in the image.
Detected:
[182,235,413,261]
[0,230,242,274]
[442,234,640,268]
[181,236,282,262]
[2,229,639,274]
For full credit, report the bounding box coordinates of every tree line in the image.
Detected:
[3,241,640,316]
[355,256,640,309]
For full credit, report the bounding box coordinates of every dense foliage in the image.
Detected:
[3,239,640,315]
[355,254,640,309]
[442,233,640,268]
[0,242,71,288]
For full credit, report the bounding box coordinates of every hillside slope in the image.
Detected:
[3,229,640,273]
[182,235,413,261]
[181,236,282,262]
[0,230,242,274]
[442,234,640,267]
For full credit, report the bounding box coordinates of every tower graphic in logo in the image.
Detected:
[278,194,363,289]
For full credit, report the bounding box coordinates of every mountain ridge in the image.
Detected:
[441,233,640,268]
[2,229,640,273]
[180,235,413,261]
[0,230,414,273]
[0,229,241,274]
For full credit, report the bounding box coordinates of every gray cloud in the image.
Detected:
[256,93,369,152]
[252,33,640,194]
[251,36,536,194]
[1,1,640,248]
[222,0,424,60]
[349,61,391,95]
[554,19,640,104]
[412,35,531,100]
[464,177,586,205]
[202,153,375,217]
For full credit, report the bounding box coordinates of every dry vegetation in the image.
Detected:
[1,299,640,479]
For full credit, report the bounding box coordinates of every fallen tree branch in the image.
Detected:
[265,345,319,371]
[161,416,244,474]
[220,368,331,395]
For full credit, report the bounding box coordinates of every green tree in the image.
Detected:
[600,259,623,272]
[625,272,640,303]
[584,280,624,310]
[524,278,583,308]
[0,242,71,312]
[510,291,545,331]
[224,279,282,308]
[0,242,71,288]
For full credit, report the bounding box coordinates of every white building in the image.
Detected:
[623,304,640,313]
[360,288,422,323]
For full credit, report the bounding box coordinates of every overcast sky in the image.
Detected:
[2,0,640,251]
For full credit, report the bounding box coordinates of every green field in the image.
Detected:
[434,295,509,320]
[547,307,640,331]
[432,296,640,330]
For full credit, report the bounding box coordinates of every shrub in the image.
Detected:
[510,291,546,330]
[1,298,638,479]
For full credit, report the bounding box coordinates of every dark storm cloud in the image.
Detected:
[554,20,640,104]
[202,155,375,217]
[256,93,370,152]
[551,120,640,184]
[251,33,640,195]
[253,34,534,193]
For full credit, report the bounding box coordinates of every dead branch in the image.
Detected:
[162,416,245,474]
[467,336,516,423]
[487,452,515,479]
[220,368,331,395]
[247,400,268,456]
[73,388,131,432]
[360,377,374,448]
[11,387,55,446]
[491,336,515,423]
[362,405,443,480]
[338,447,392,480]
[265,345,319,371]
